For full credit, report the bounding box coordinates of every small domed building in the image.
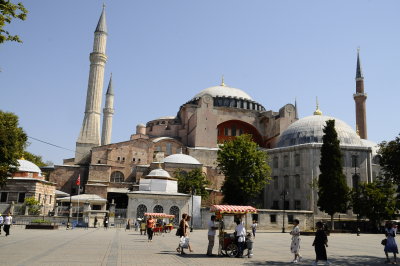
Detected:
[0,159,56,215]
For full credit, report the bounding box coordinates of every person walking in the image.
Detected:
[384,221,398,264]
[0,213,3,235]
[176,213,187,254]
[185,216,194,252]
[125,219,131,231]
[147,215,155,242]
[207,215,218,256]
[94,216,98,228]
[290,219,302,263]
[251,220,258,238]
[103,216,109,230]
[312,221,329,265]
[235,219,246,258]
[3,213,12,236]
[140,220,146,235]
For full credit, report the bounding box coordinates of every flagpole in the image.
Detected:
[76,184,80,226]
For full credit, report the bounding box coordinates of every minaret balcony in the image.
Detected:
[353,92,367,99]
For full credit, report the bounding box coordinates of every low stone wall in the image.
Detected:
[200,208,314,231]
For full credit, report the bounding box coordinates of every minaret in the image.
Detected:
[101,74,114,145]
[75,5,108,163]
[294,98,298,119]
[353,48,367,139]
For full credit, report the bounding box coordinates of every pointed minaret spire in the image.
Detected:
[353,48,368,139]
[95,4,107,34]
[75,6,109,163]
[106,73,114,95]
[102,74,115,146]
[356,47,363,80]
[295,98,298,119]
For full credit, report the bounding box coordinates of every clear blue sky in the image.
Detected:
[1,0,399,165]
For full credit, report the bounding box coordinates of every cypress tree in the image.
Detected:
[317,119,349,230]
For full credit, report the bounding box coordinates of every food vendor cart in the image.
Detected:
[210,205,257,258]
[144,213,175,234]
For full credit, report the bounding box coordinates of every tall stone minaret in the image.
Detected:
[101,74,114,146]
[353,48,367,139]
[75,6,108,163]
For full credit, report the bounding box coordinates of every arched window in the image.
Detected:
[295,154,300,167]
[273,176,278,189]
[137,204,147,219]
[295,175,301,189]
[169,206,180,225]
[284,175,289,189]
[283,155,289,167]
[153,205,163,213]
[110,171,124,183]
[273,157,279,168]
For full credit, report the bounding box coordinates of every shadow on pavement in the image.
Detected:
[246,255,385,265]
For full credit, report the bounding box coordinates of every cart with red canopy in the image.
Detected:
[210,205,257,257]
[144,213,175,234]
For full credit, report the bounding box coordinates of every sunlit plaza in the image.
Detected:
[0,227,387,265]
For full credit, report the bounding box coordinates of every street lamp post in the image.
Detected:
[281,189,288,233]
[190,186,196,232]
[66,182,72,229]
[353,162,360,236]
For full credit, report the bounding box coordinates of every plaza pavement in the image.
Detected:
[0,226,387,265]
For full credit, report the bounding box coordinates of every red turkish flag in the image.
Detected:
[76,174,81,186]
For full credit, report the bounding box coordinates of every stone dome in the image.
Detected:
[277,115,363,148]
[17,159,42,174]
[147,168,171,179]
[163,154,201,165]
[193,85,253,101]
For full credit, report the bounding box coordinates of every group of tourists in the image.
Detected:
[176,213,193,254]
[0,213,12,237]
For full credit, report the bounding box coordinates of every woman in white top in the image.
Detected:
[290,219,301,263]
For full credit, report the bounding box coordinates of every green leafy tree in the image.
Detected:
[0,110,27,187]
[0,0,28,43]
[350,178,397,231]
[317,120,349,229]
[23,151,46,167]
[378,134,400,184]
[217,134,271,205]
[174,168,210,198]
[24,196,40,215]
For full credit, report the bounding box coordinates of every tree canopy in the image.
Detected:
[0,0,28,44]
[174,168,210,198]
[378,134,400,184]
[317,120,349,228]
[217,134,271,205]
[350,178,397,230]
[0,110,27,187]
[23,151,46,167]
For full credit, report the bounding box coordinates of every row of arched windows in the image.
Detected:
[136,204,180,225]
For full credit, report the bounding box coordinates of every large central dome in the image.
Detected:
[193,85,253,101]
[277,115,363,148]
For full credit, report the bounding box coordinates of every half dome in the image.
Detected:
[193,85,253,101]
[163,154,201,165]
[277,115,362,148]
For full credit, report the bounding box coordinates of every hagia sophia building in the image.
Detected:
[46,7,379,222]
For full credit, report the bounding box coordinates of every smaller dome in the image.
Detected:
[17,159,42,174]
[137,123,145,128]
[163,154,201,165]
[147,168,171,179]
